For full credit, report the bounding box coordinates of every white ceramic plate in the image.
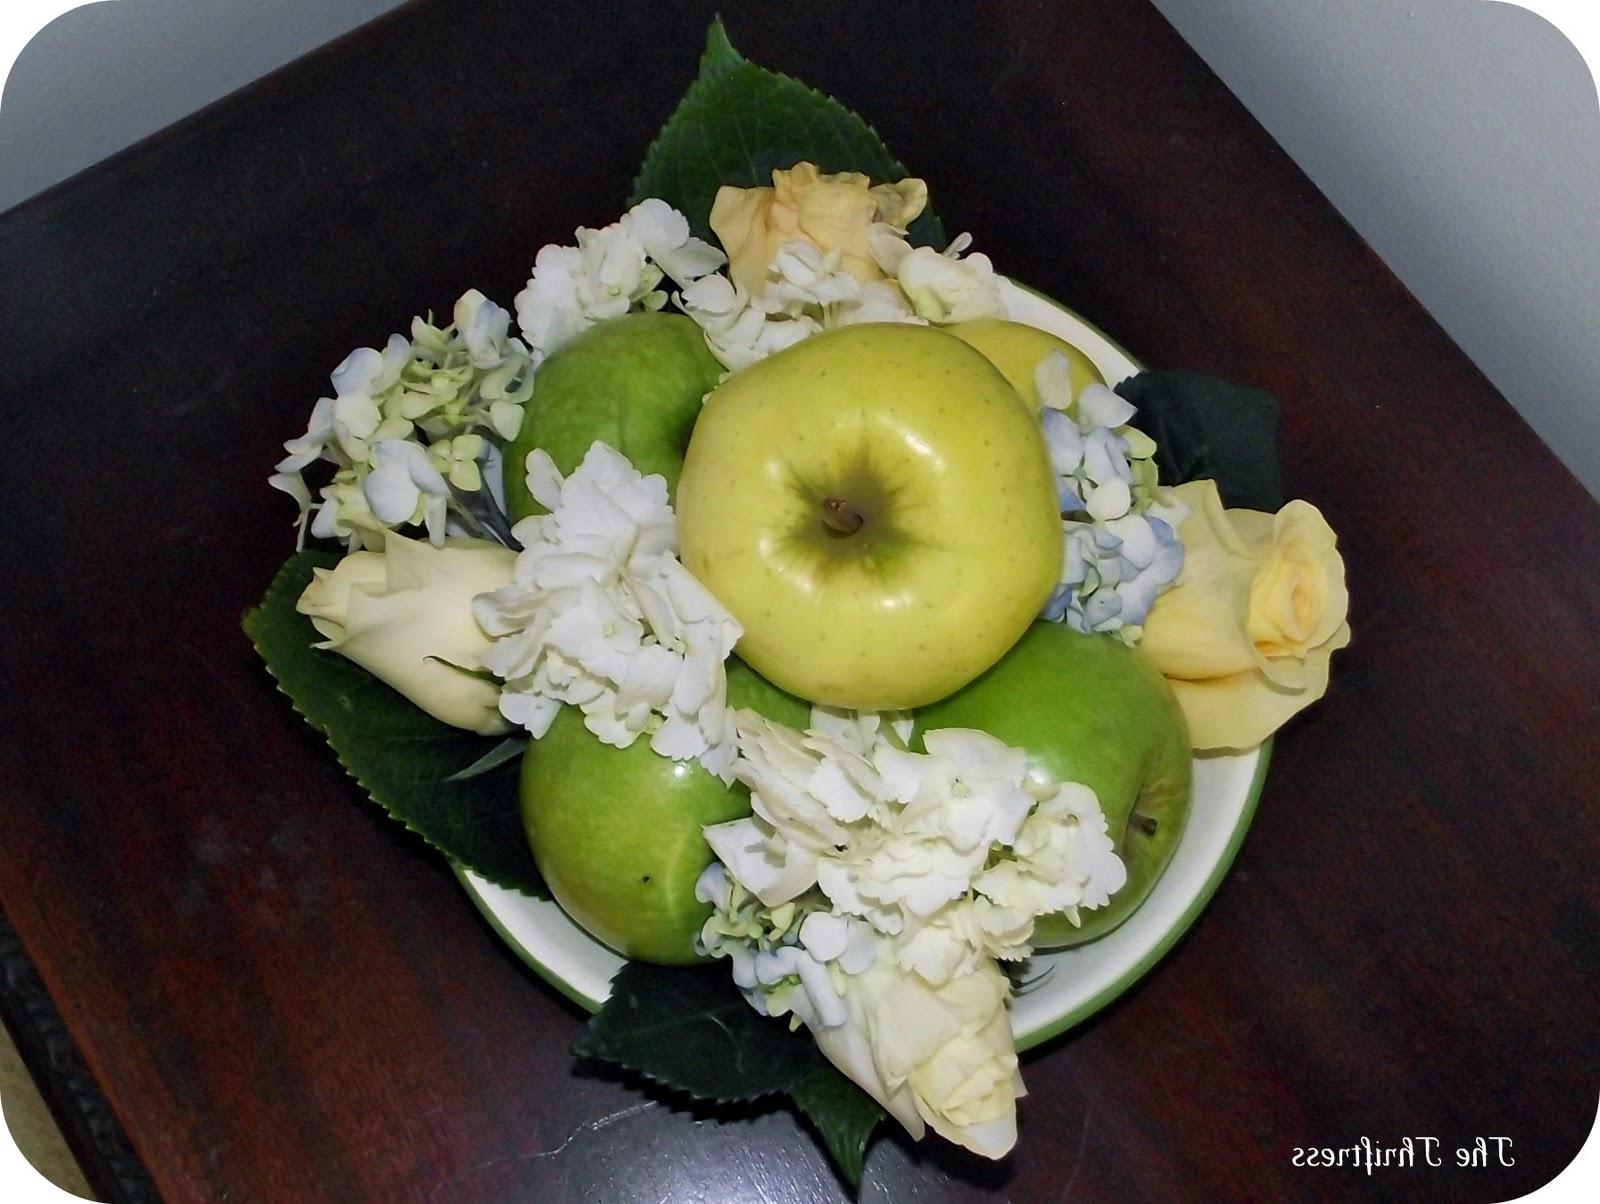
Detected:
[456,280,1269,1051]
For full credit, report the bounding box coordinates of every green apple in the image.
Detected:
[503,312,723,520]
[914,621,1192,947]
[947,318,1103,414]
[676,324,1063,711]
[521,660,809,964]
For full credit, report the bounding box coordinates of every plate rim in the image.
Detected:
[454,740,1270,1043]
[453,280,1271,1052]
[1013,740,1271,1051]
[454,863,607,1013]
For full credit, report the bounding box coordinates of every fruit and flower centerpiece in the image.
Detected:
[246,21,1349,1185]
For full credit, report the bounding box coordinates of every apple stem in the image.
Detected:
[821,497,865,535]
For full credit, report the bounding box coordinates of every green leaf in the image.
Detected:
[790,1061,885,1188]
[243,551,546,895]
[1117,369,1285,512]
[573,961,816,1104]
[632,18,945,249]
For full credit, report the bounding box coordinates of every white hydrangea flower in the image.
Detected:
[891,896,1035,985]
[894,242,1004,323]
[428,433,486,492]
[767,240,861,308]
[864,227,1003,324]
[324,339,407,465]
[455,288,515,369]
[808,705,914,756]
[514,244,592,358]
[703,711,1123,981]
[308,467,386,550]
[696,709,1128,1160]
[829,279,924,327]
[696,883,1027,1161]
[973,780,1127,920]
[272,292,533,547]
[812,730,1039,947]
[473,441,742,778]
[678,230,929,370]
[363,439,451,543]
[703,713,862,904]
[865,221,915,276]
[677,273,821,373]
[627,198,728,287]
[514,200,724,361]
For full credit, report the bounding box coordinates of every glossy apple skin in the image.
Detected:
[914,621,1192,947]
[676,324,1063,711]
[521,661,809,964]
[947,318,1104,414]
[503,312,723,521]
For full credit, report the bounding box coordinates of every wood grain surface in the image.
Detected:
[1,1,1595,1200]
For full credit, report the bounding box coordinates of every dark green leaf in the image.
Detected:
[574,961,816,1103]
[1118,369,1284,512]
[632,18,945,249]
[243,552,545,895]
[790,1061,885,1188]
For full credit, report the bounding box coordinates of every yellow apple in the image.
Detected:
[676,324,1063,710]
[947,318,1103,414]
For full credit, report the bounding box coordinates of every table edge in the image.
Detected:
[0,907,157,1204]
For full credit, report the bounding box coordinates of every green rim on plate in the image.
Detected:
[452,865,601,1014]
[1015,739,1272,1052]
[453,739,1272,1053]
[452,281,1273,1056]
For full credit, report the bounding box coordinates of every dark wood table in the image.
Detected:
[2,1,1595,1200]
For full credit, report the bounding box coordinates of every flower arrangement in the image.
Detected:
[245,21,1349,1187]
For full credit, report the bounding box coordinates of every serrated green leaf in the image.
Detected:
[697,15,744,84]
[1118,369,1285,512]
[632,18,945,249]
[790,1061,885,1188]
[243,551,546,895]
[574,961,816,1103]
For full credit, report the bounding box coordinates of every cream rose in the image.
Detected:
[297,534,517,735]
[1138,479,1350,751]
[710,162,927,295]
[813,951,1023,1160]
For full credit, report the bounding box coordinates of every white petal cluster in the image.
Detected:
[696,710,1123,1159]
[269,290,534,549]
[677,220,1014,371]
[676,272,822,373]
[705,713,1124,982]
[473,442,743,778]
[514,199,725,361]
[1035,352,1188,638]
[695,861,1022,1157]
[695,862,876,1031]
[678,235,925,372]
[874,230,1005,324]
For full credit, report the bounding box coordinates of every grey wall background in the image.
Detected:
[3,0,1597,498]
[0,0,406,212]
